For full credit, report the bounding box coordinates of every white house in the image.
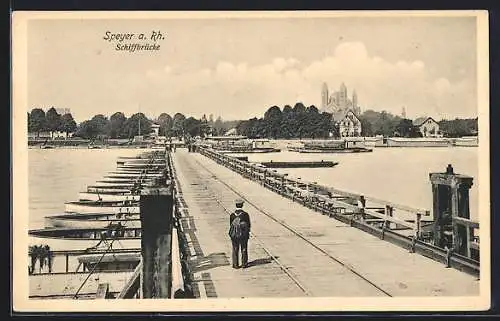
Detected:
[150,123,160,137]
[28,131,73,139]
[333,110,362,138]
[413,117,441,137]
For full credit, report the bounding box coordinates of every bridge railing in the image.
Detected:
[197,146,479,276]
[198,146,428,236]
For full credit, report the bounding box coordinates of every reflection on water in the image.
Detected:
[28,146,479,232]
[28,148,145,230]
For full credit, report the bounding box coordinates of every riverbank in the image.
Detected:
[272,137,478,149]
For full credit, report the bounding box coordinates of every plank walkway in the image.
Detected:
[172,150,479,298]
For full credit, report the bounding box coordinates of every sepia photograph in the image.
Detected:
[12,10,490,312]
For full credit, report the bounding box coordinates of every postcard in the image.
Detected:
[12,10,490,312]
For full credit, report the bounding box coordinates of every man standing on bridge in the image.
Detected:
[229,198,251,269]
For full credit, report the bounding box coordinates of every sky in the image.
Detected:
[27,14,479,123]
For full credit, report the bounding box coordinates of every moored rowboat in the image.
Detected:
[45,213,140,228]
[105,173,164,179]
[87,187,133,193]
[97,178,153,184]
[78,192,140,201]
[28,226,142,240]
[65,200,139,214]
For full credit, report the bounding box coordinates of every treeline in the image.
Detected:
[28,108,238,139]
[438,118,478,138]
[29,106,479,140]
[235,104,479,139]
[28,107,77,137]
[236,103,336,139]
[234,103,400,139]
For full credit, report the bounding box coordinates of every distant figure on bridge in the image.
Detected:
[228,198,251,269]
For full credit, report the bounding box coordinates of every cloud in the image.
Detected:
[134,41,476,121]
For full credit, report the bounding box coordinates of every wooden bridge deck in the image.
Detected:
[172,150,479,298]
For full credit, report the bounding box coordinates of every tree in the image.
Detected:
[45,107,62,138]
[90,114,110,138]
[279,105,295,138]
[28,108,46,137]
[172,113,186,137]
[359,115,373,137]
[292,102,307,114]
[184,117,202,137]
[293,103,308,139]
[157,113,173,137]
[108,112,127,138]
[60,113,77,135]
[396,119,416,137]
[360,109,400,136]
[263,106,282,139]
[438,118,477,137]
[74,114,110,139]
[212,116,225,136]
[122,113,151,138]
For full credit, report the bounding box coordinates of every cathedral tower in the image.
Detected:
[321,82,329,109]
[338,82,348,108]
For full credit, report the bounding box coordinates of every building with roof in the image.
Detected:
[333,109,362,138]
[413,117,441,137]
[321,82,362,137]
[321,82,361,116]
[150,123,160,137]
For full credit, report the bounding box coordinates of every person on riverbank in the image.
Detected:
[229,198,251,269]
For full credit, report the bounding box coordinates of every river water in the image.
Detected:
[240,147,479,221]
[28,146,479,231]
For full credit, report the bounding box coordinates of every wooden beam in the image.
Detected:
[117,261,142,299]
[95,283,109,299]
[453,216,479,229]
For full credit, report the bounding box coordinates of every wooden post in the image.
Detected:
[384,205,393,229]
[140,185,174,299]
[450,183,460,252]
[96,283,110,299]
[66,254,69,273]
[465,225,472,258]
[430,165,473,253]
[415,213,422,239]
[431,184,441,246]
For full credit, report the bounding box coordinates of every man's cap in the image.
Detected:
[235,198,244,205]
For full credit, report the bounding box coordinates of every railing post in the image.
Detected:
[415,212,422,239]
[384,205,393,229]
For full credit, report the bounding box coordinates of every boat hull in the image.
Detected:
[65,202,140,214]
[45,214,141,229]
[297,148,372,153]
[385,138,451,147]
[29,226,142,240]
[92,182,135,187]
[79,192,140,201]
[29,236,140,252]
[105,173,163,179]
[87,187,132,193]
